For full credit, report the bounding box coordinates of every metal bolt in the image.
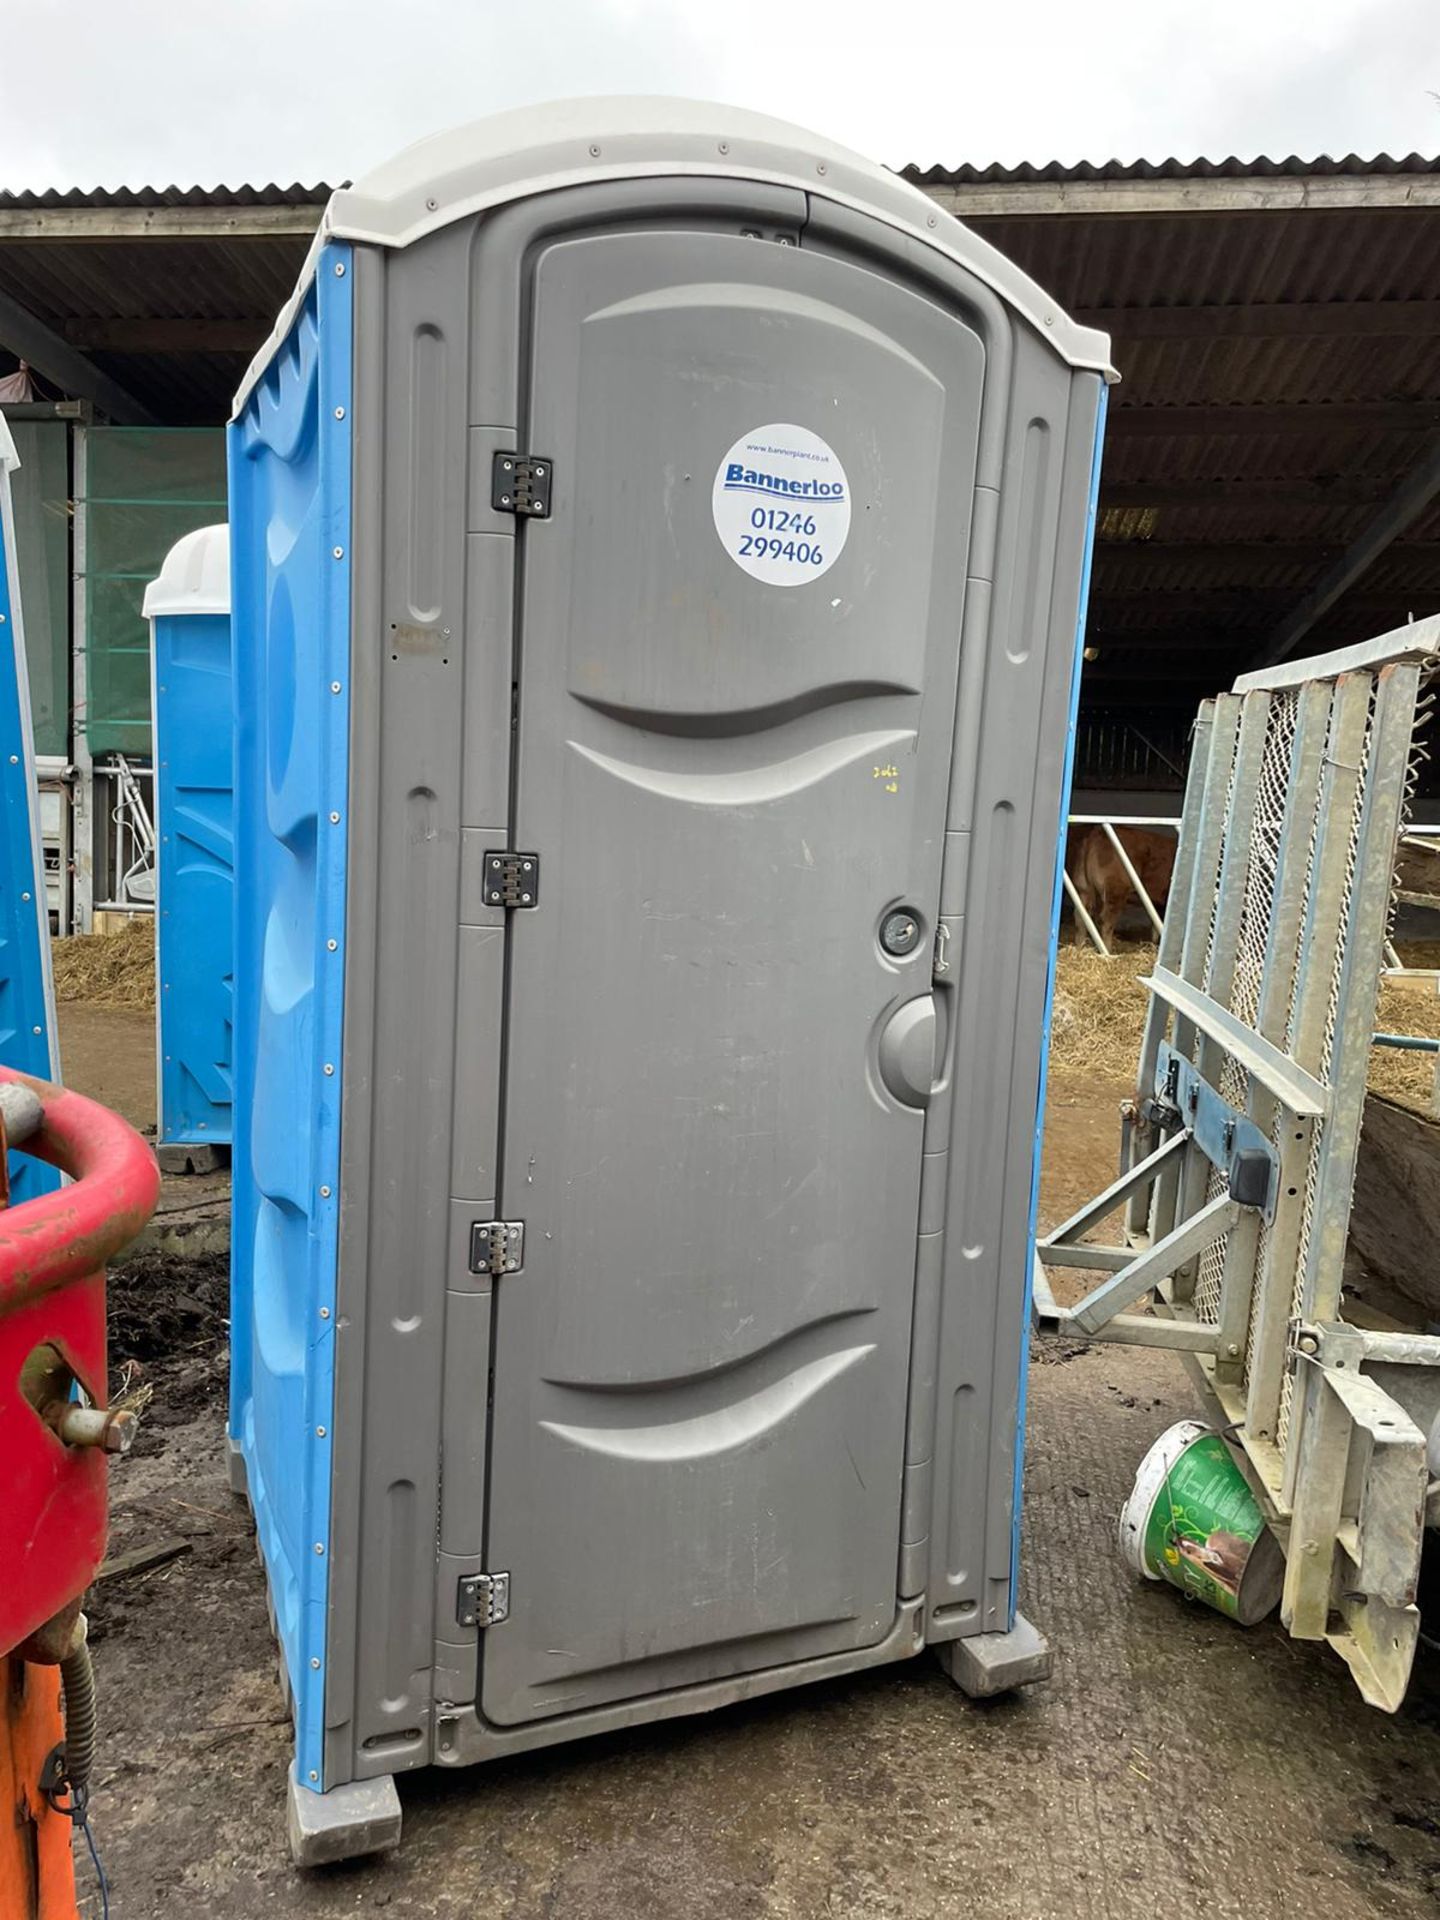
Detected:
[320,1185,332,1199]
[8,755,16,765]
[314,1542,325,1555]
[309,1770,319,1783]
[21,892,29,903]
[324,1063,335,1076]
[311,1657,321,1670]
[31,1025,41,1036]
[329,811,341,824]
[1226,1343,1241,1358]
[334,261,346,277]
[332,545,344,560]
[334,406,346,420]
[327,938,338,952]
[316,1426,327,1438]
[330,681,342,694]
[319,1307,330,1320]
[1303,1539,1319,1556]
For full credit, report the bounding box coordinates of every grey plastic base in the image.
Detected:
[224,1433,248,1497]
[157,1140,228,1174]
[286,1764,402,1867]
[934,1612,1052,1698]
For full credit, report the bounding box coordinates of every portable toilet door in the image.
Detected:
[227,98,1112,1863]
[0,417,59,1203]
[144,524,234,1159]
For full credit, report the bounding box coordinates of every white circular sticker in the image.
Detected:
[712,423,851,586]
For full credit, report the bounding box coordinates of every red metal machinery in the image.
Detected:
[0,1067,160,1920]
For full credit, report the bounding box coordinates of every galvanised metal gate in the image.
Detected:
[1037,616,1440,1710]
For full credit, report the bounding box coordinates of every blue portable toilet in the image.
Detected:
[144,524,233,1153]
[0,417,60,1199]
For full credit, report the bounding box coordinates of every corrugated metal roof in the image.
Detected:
[901,152,1440,186]
[0,182,332,208]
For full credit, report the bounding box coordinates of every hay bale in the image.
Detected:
[51,917,156,1011]
[1048,941,1153,1075]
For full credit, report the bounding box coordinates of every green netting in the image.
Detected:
[82,427,226,754]
[7,421,70,758]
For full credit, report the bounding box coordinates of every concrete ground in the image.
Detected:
[56,1001,1440,1919]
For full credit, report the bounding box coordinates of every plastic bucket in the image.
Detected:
[1118,1420,1284,1626]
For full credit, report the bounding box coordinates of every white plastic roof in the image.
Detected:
[143,522,230,619]
[235,97,1115,414]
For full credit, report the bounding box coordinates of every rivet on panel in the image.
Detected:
[32,1025,42,1036]
[324,1063,335,1076]
[330,681,342,694]
[309,1770,319,1782]
[8,755,16,765]
[588,143,601,157]
[816,161,828,175]
[329,811,341,824]
[334,262,346,277]
[717,141,729,154]
[311,1657,322,1669]
[426,197,438,210]
[927,215,937,228]
[327,939,338,952]
[21,892,30,903]
[314,1542,325,1555]
[320,1185,332,1199]
[316,1426,327,1438]
[334,406,346,420]
[332,546,344,560]
[319,1307,331,1320]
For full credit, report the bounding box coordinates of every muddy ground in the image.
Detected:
[55,1002,1440,1920]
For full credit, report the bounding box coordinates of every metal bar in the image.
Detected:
[1040,1127,1191,1248]
[1099,819,1165,937]
[1069,1193,1242,1335]
[1234,615,1440,693]
[1240,680,1333,1436]
[1144,969,1329,1116]
[1282,1360,1352,1639]
[1250,678,1372,1444]
[1130,706,1217,1242]
[1032,1255,1221,1352]
[1256,441,1440,667]
[1175,691,1272,1280]
[1061,865,1109,956]
[1372,1031,1440,1051]
[1298,664,1422,1326]
[1040,1244,1142,1272]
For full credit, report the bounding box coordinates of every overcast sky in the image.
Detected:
[0,0,1436,189]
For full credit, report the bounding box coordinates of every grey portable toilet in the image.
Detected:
[226,97,1113,1863]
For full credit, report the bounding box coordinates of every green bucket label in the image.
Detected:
[1141,1432,1265,1620]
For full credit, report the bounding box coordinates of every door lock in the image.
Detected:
[880,909,923,958]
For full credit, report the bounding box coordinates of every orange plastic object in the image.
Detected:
[0,1657,76,1920]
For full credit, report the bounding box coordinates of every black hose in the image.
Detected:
[60,1616,96,1794]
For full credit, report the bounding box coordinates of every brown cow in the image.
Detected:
[1069,825,1177,949]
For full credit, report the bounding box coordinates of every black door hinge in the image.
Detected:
[492,453,553,518]
[483,852,540,909]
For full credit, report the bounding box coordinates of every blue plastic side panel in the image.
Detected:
[154,609,234,1145]
[0,459,60,1202]
[228,246,352,1788]
[1010,382,1107,1611]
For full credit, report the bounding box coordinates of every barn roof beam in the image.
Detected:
[922,173,1440,219]
[0,203,321,241]
[1101,479,1397,508]
[0,283,156,424]
[1255,435,1440,665]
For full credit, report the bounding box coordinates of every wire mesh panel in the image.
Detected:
[1038,617,1440,1710]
